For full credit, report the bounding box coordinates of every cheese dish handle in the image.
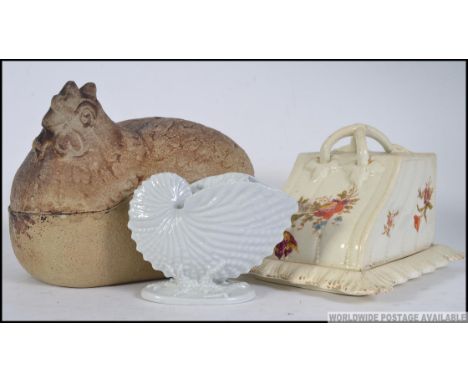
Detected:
[320,123,397,166]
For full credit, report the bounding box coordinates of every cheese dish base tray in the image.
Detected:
[251,244,464,296]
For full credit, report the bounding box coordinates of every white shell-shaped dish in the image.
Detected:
[128,172,297,304]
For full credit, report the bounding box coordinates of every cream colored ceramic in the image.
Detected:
[251,123,464,295]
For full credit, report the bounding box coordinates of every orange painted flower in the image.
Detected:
[413,215,421,232]
[313,199,347,220]
[291,185,359,233]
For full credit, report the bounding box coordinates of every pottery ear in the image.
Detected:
[80,82,97,99]
[59,81,80,97]
[77,101,97,128]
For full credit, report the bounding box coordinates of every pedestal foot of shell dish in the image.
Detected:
[141,279,256,305]
[251,245,464,296]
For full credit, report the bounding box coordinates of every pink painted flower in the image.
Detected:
[423,186,433,205]
[383,210,399,237]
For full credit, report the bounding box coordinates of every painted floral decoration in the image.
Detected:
[414,215,421,232]
[274,231,298,259]
[413,179,434,232]
[382,210,399,237]
[291,185,359,233]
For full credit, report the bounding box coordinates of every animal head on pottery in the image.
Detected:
[33,81,111,159]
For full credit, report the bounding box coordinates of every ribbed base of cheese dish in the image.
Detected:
[250,245,464,296]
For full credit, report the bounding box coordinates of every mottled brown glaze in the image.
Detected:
[11,81,253,213]
[9,81,254,287]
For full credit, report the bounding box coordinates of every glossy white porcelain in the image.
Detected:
[128,172,297,304]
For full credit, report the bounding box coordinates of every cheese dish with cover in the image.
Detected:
[251,123,463,295]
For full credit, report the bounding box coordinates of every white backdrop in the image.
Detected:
[3,61,465,252]
[2,61,465,320]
